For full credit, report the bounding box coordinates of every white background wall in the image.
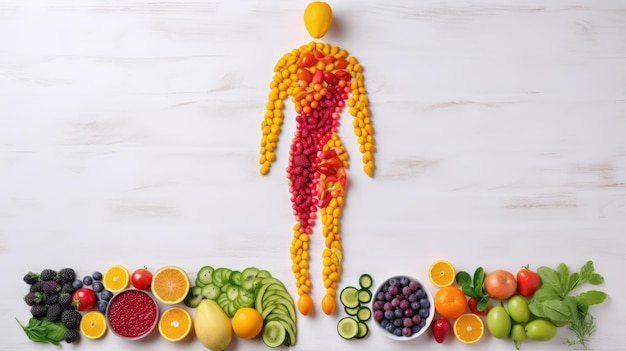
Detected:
[1,0,624,350]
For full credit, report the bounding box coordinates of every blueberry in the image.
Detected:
[419,319,427,328]
[419,298,430,308]
[418,307,429,318]
[99,290,113,302]
[408,293,418,302]
[385,323,395,333]
[393,318,403,327]
[388,278,398,287]
[72,279,83,290]
[393,327,403,336]
[394,308,403,318]
[411,301,420,310]
[399,277,410,286]
[412,324,422,334]
[416,288,426,298]
[92,272,103,281]
[82,276,93,286]
[97,300,108,314]
[381,319,389,328]
[384,310,394,320]
[92,281,104,293]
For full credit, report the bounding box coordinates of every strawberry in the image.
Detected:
[432,318,451,343]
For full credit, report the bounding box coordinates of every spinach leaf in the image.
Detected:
[16,317,68,346]
[455,271,472,287]
[576,290,607,306]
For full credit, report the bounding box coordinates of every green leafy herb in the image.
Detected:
[16,317,68,346]
[455,267,489,311]
[528,260,607,350]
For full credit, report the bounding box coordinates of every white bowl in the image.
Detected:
[371,275,435,340]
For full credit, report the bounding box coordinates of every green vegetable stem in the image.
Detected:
[16,317,68,346]
[527,260,607,350]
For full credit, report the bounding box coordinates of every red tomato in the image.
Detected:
[333,58,349,69]
[131,268,153,290]
[299,53,317,68]
[516,266,540,297]
[467,297,486,315]
[296,67,313,83]
[72,288,97,311]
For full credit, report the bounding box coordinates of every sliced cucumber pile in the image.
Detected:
[337,273,374,339]
[184,266,266,318]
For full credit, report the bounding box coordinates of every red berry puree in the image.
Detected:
[107,289,158,338]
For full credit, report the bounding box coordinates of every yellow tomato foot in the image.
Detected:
[298,294,313,315]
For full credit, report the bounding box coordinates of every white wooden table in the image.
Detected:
[1,1,624,350]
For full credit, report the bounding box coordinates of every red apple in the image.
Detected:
[484,269,517,300]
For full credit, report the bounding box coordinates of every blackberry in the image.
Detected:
[44,292,59,305]
[64,329,79,343]
[30,303,47,318]
[58,294,73,309]
[42,280,59,294]
[58,268,76,284]
[29,281,44,293]
[61,282,75,294]
[23,272,39,285]
[61,309,82,329]
[40,269,57,281]
[46,303,63,322]
[24,292,43,306]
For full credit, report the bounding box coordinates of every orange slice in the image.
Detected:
[454,313,484,344]
[151,266,190,304]
[158,307,192,342]
[428,260,455,287]
[80,311,107,339]
[102,265,130,293]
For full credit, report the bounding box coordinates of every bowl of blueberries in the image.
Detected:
[371,275,435,340]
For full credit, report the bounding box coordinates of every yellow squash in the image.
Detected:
[303,1,333,39]
[194,299,233,351]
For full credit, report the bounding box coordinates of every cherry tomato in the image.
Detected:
[318,164,336,176]
[468,297,486,315]
[323,71,338,85]
[321,294,336,315]
[324,157,343,168]
[313,50,334,64]
[312,69,323,84]
[298,53,317,68]
[333,58,349,69]
[72,288,97,311]
[296,67,313,83]
[131,267,153,290]
[334,70,352,82]
[516,266,540,297]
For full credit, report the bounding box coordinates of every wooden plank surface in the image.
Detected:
[1,0,624,349]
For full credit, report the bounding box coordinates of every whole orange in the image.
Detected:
[484,270,517,300]
[434,286,467,319]
[231,307,263,339]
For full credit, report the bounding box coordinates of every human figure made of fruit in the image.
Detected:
[259,1,374,316]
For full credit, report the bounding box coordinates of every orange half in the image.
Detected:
[454,313,484,344]
[102,265,130,293]
[428,260,455,287]
[158,307,192,342]
[151,266,190,304]
[80,311,107,340]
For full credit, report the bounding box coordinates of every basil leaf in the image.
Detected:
[473,267,485,292]
[461,284,479,299]
[589,273,604,285]
[455,271,472,287]
[16,317,67,346]
[576,290,607,306]
[579,260,595,284]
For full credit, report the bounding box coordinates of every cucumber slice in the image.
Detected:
[224,285,240,301]
[229,270,242,286]
[344,306,359,316]
[339,286,359,309]
[356,306,371,321]
[337,317,359,340]
[355,321,369,339]
[263,320,286,347]
[183,286,202,308]
[213,268,231,287]
[357,288,372,303]
[201,283,221,300]
[196,265,214,285]
[241,267,260,281]
[236,288,255,308]
[256,269,272,278]
[358,274,373,289]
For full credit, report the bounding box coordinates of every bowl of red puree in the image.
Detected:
[106,289,159,340]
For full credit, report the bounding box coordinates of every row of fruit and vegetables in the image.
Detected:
[17,260,607,350]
